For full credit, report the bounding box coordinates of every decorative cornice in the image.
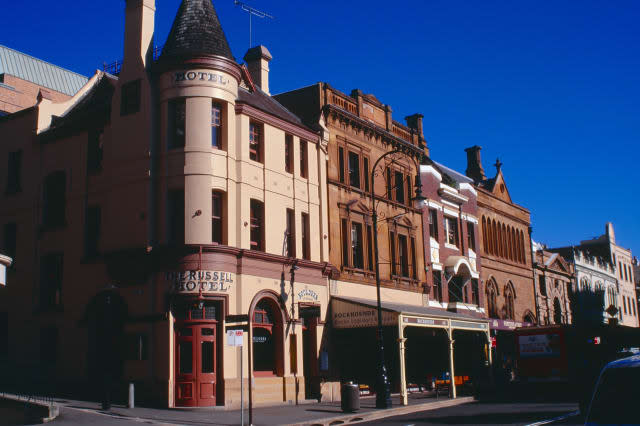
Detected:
[235,102,319,143]
[322,104,425,161]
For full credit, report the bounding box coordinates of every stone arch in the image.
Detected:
[249,290,288,377]
[482,216,488,254]
[523,309,536,324]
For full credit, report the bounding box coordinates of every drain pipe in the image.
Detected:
[529,226,540,324]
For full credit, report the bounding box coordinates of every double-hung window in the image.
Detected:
[168,99,185,149]
[428,209,439,239]
[444,216,459,247]
[211,102,222,149]
[285,135,294,173]
[250,200,264,251]
[249,122,263,163]
[300,140,308,178]
[212,191,223,244]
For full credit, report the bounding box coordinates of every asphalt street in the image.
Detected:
[359,401,581,426]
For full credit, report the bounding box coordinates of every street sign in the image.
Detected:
[227,329,244,346]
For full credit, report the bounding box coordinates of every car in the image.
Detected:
[584,354,640,425]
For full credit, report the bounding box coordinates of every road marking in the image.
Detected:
[526,410,579,426]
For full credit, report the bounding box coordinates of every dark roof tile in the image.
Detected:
[161,0,234,61]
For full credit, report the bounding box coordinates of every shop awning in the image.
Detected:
[331,296,489,332]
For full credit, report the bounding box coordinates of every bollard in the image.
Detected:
[128,383,135,409]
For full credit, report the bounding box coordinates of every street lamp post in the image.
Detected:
[369,149,426,409]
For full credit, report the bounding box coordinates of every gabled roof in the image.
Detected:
[160,0,234,62]
[0,45,88,96]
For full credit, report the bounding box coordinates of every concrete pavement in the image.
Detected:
[39,392,474,426]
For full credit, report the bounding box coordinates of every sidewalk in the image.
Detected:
[50,393,475,426]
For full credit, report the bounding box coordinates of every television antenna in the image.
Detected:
[234,0,274,48]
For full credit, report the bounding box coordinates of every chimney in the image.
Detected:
[244,46,272,95]
[405,114,424,140]
[122,0,155,77]
[464,146,486,183]
[606,222,616,244]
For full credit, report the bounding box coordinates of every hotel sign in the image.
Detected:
[174,71,229,85]
[166,270,233,294]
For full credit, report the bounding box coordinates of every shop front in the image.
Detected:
[331,296,491,404]
[156,247,331,408]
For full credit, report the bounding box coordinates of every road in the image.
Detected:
[359,401,581,426]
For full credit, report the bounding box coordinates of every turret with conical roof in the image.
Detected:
[160,0,234,62]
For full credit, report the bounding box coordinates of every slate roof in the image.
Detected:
[0,45,88,96]
[160,0,234,61]
[237,87,314,132]
[433,161,473,185]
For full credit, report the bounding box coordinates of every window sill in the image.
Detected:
[342,266,375,277]
[444,243,458,250]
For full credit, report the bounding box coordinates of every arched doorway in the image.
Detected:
[251,296,285,377]
[173,298,222,407]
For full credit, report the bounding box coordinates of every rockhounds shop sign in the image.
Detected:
[166,270,233,294]
[331,298,397,328]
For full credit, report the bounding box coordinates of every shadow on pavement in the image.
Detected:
[398,410,575,424]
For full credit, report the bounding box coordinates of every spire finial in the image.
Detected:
[494,158,503,172]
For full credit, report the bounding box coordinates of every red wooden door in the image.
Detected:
[197,325,216,405]
[175,326,196,406]
[175,324,217,406]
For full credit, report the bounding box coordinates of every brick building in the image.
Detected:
[464,146,536,327]
[0,45,87,115]
[421,161,483,316]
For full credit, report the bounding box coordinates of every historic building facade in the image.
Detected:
[576,223,637,327]
[420,161,483,316]
[531,243,574,325]
[0,45,87,115]
[464,146,536,328]
[277,83,490,403]
[0,0,332,408]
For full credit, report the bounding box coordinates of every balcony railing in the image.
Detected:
[102,45,163,76]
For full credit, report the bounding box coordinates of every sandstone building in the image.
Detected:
[0,0,331,408]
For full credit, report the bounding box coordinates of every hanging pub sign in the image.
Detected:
[166,270,233,294]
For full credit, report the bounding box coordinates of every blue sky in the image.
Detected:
[3,1,639,254]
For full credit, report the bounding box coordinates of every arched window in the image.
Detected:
[496,223,502,258]
[486,279,499,318]
[504,282,516,320]
[482,217,488,254]
[579,277,590,291]
[553,298,563,324]
[252,297,284,376]
[502,224,507,259]
[491,220,497,256]
[523,311,536,325]
[508,227,514,261]
[518,230,524,263]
